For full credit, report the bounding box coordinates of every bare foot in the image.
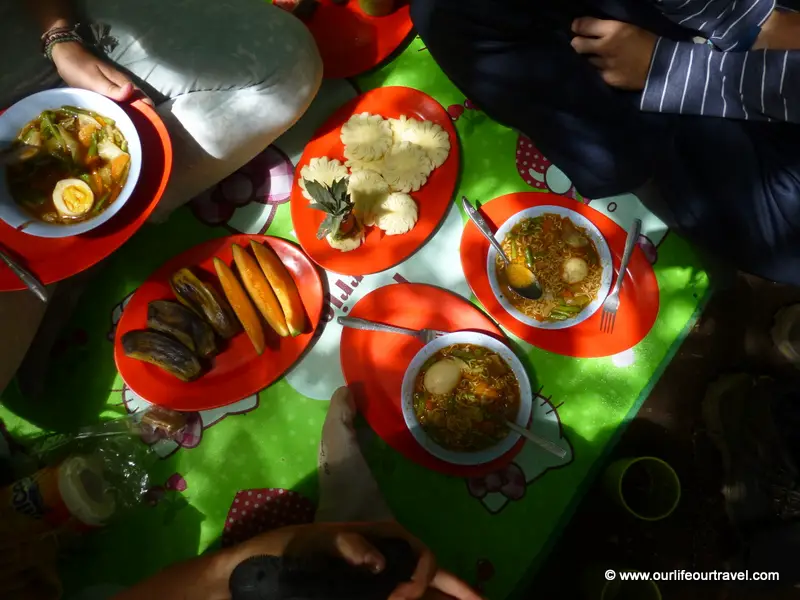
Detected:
[326,386,357,431]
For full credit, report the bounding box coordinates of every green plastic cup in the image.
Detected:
[582,569,662,600]
[603,456,681,521]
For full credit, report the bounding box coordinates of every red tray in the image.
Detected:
[115,235,324,411]
[460,192,660,358]
[0,99,172,291]
[340,283,526,477]
[291,86,459,276]
[304,0,413,79]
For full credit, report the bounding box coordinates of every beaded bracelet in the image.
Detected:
[41,24,84,61]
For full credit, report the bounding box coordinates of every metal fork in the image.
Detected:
[600,218,642,334]
[338,316,447,345]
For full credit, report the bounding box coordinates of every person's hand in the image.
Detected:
[570,18,657,91]
[755,9,800,50]
[236,521,482,600]
[50,41,152,105]
[294,522,482,600]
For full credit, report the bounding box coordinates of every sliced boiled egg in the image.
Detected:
[52,179,94,218]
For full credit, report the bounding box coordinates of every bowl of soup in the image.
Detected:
[487,206,613,330]
[0,88,142,238]
[400,331,533,466]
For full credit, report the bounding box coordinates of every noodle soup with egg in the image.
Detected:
[412,343,520,452]
[496,213,603,323]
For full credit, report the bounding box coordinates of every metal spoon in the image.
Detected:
[0,143,40,166]
[505,420,567,459]
[461,196,543,300]
[0,246,48,302]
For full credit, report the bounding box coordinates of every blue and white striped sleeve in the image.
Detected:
[656,0,775,51]
[640,38,799,122]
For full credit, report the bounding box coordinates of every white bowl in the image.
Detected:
[0,88,142,238]
[400,331,533,466]
[487,205,613,330]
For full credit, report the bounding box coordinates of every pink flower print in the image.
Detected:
[176,413,202,449]
[222,488,315,548]
[516,136,585,202]
[191,145,294,231]
[447,99,480,122]
[139,412,202,448]
[165,473,188,492]
[467,462,526,502]
[447,104,465,121]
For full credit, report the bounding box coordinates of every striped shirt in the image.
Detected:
[641,0,800,122]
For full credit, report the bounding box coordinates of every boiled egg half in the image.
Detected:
[53,179,94,218]
[423,358,464,395]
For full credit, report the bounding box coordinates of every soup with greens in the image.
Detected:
[7,106,131,225]
[413,344,520,452]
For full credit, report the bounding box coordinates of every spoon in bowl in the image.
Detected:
[461,196,543,300]
[0,143,40,166]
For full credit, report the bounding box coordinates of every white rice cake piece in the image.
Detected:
[375,142,433,193]
[299,157,349,202]
[373,192,419,236]
[326,231,364,252]
[348,169,389,227]
[341,112,392,162]
[389,115,451,168]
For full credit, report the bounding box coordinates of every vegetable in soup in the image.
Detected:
[496,214,603,322]
[413,344,520,452]
[6,106,131,224]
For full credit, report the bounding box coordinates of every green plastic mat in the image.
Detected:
[0,35,709,599]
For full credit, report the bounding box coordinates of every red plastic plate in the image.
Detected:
[460,193,659,358]
[304,0,413,79]
[115,235,324,410]
[0,100,172,291]
[291,86,460,276]
[340,283,526,477]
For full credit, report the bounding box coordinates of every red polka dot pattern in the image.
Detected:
[221,488,316,548]
[516,136,550,190]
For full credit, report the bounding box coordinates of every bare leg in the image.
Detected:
[315,387,393,523]
[0,1,321,393]
[0,1,322,220]
[0,290,51,396]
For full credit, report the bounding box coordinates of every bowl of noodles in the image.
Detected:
[487,206,613,329]
[400,331,533,466]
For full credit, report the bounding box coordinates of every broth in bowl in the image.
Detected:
[7,106,131,225]
[401,331,533,467]
[496,213,603,323]
[413,343,521,452]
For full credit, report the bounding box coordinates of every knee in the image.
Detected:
[410,0,444,43]
[262,7,323,114]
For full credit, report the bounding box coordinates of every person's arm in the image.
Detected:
[641,40,800,121]
[571,16,800,122]
[655,0,775,51]
[112,522,482,600]
[25,0,73,33]
[24,0,147,103]
[110,525,304,600]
